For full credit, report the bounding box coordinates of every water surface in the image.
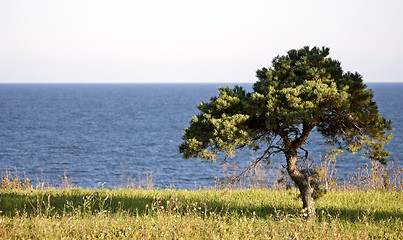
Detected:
[0,83,401,188]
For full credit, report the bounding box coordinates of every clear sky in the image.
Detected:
[1,0,402,83]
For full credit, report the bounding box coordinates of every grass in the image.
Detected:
[0,188,402,239]
[1,160,402,239]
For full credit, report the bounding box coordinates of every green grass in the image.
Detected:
[0,188,402,239]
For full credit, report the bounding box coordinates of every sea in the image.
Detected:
[0,83,402,189]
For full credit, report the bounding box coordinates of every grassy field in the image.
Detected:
[0,187,402,239]
[1,160,402,239]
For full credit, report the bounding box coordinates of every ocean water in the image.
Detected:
[0,83,402,189]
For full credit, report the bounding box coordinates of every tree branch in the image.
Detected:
[229,146,281,184]
[292,122,315,148]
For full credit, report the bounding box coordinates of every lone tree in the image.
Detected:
[179,46,392,217]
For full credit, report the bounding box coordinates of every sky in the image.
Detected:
[0,0,402,83]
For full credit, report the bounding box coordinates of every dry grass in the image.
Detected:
[0,188,401,239]
[0,159,402,239]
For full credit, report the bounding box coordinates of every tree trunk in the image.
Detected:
[285,148,316,219]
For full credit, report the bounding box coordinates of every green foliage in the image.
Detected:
[180,46,392,164]
[179,86,255,160]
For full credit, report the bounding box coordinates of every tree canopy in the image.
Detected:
[180,46,392,164]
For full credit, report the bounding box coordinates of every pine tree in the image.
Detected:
[179,46,392,218]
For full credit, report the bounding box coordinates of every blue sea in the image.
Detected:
[0,83,402,189]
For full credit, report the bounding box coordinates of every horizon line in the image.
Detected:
[0,81,401,85]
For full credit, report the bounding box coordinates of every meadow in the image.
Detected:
[0,161,402,239]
